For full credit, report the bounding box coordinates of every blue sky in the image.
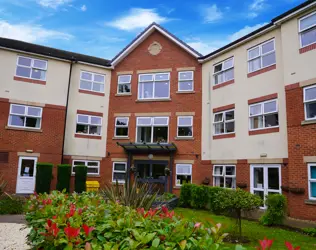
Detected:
[0,0,306,59]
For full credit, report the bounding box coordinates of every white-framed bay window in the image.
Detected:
[213,165,236,188]
[16,56,47,81]
[176,164,192,186]
[115,117,129,137]
[177,116,193,137]
[213,57,234,85]
[138,73,170,99]
[72,160,100,176]
[178,71,194,91]
[112,162,127,183]
[299,11,316,48]
[308,163,316,200]
[8,104,42,129]
[248,39,276,73]
[80,71,105,93]
[76,114,102,136]
[136,117,169,143]
[304,85,316,120]
[249,99,278,130]
[213,109,235,135]
[117,75,131,94]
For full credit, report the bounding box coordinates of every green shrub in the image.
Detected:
[35,163,53,194]
[74,165,87,193]
[0,196,25,214]
[56,164,72,192]
[207,186,223,212]
[260,194,287,226]
[303,227,316,237]
[191,185,209,209]
[179,183,192,207]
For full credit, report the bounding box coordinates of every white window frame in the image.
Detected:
[213,109,235,135]
[178,71,194,92]
[303,85,316,121]
[213,57,234,85]
[112,162,127,183]
[76,114,103,136]
[249,99,279,131]
[177,116,193,137]
[137,73,170,100]
[213,165,236,189]
[79,71,105,94]
[114,117,129,137]
[117,75,132,94]
[72,160,100,176]
[175,164,192,186]
[308,163,316,200]
[135,116,169,143]
[299,11,316,48]
[15,56,47,81]
[247,39,276,73]
[8,104,43,129]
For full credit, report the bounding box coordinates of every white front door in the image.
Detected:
[16,156,38,194]
[250,164,281,208]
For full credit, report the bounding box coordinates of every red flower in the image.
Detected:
[45,220,59,237]
[52,215,57,219]
[47,219,52,228]
[83,224,95,236]
[64,225,80,240]
[78,208,83,215]
[137,208,145,215]
[66,204,76,218]
[285,241,300,250]
[161,206,168,214]
[51,223,59,237]
[144,208,158,218]
[42,199,52,205]
[257,237,274,250]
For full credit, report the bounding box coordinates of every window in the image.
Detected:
[304,85,316,120]
[80,71,105,93]
[178,71,194,91]
[112,162,127,183]
[213,109,235,135]
[8,104,42,129]
[16,56,47,80]
[308,164,316,200]
[299,12,316,48]
[136,117,168,143]
[72,160,100,176]
[249,99,278,130]
[117,75,131,94]
[115,117,129,137]
[138,73,170,99]
[248,39,276,73]
[213,57,234,85]
[76,114,102,136]
[176,164,192,186]
[177,116,193,137]
[213,165,236,188]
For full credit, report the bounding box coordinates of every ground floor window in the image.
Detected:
[176,164,192,186]
[72,160,100,176]
[213,165,236,188]
[308,163,316,200]
[112,162,127,183]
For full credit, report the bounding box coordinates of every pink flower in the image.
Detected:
[82,224,95,236]
[257,237,274,250]
[194,222,201,228]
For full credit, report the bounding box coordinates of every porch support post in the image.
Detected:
[169,152,174,193]
[127,152,132,187]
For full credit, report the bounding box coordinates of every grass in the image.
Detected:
[175,208,316,250]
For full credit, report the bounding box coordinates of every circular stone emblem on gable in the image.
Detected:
[148,42,162,56]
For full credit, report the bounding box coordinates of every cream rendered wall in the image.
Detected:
[0,49,70,106]
[63,63,111,158]
[202,29,288,160]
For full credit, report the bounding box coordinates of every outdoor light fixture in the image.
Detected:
[148,154,153,159]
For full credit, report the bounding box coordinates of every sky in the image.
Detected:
[0,0,307,59]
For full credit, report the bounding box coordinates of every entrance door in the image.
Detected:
[16,156,37,194]
[250,164,281,208]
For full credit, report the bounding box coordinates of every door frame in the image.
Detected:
[16,156,38,194]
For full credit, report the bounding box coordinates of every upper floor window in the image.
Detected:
[16,56,47,81]
[117,75,131,94]
[72,160,100,176]
[112,162,127,183]
[176,164,192,186]
[214,57,234,85]
[177,116,193,137]
[299,12,316,48]
[213,109,235,135]
[138,73,170,100]
[249,99,278,130]
[80,71,105,93]
[76,114,102,136]
[115,117,129,137]
[213,165,236,188]
[304,85,316,120]
[136,117,168,143]
[178,71,194,91]
[248,39,276,73]
[308,163,316,200]
[8,104,42,129]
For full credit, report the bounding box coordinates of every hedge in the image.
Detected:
[0,196,25,214]
[56,164,72,192]
[35,163,53,194]
[260,194,287,226]
[74,165,88,193]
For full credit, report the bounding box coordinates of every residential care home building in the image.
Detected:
[0,1,316,221]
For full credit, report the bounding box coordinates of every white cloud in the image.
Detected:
[229,22,268,41]
[0,20,73,43]
[107,8,169,31]
[247,12,258,19]
[201,4,223,23]
[249,0,265,11]
[36,0,72,9]
[80,4,87,12]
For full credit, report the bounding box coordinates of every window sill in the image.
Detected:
[213,79,234,90]
[249,127,279,136]
[305,199,316,205]
[174,137,194,140]
[176,91,195,94]
[115,93,132,96]
[14,76,46,85]
[173,186,181,189]
[213,133,235,140]
[75,134,102,140]
[299,43,316,54]
[5,126,42,133]
[136,98,171,102]
[301,120,316,126]
[79,89,105,96]
[112,137,130,140]
[247,64,276,78]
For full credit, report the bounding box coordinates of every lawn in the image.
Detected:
[175,208,316,250]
